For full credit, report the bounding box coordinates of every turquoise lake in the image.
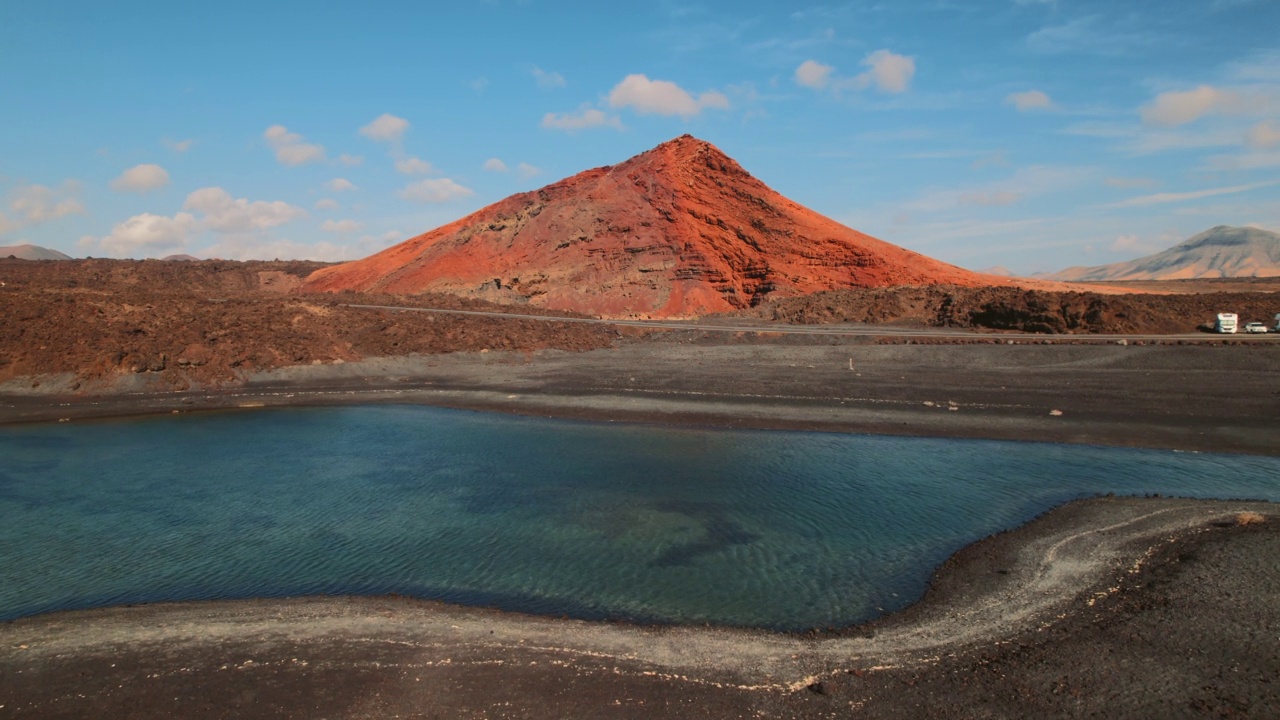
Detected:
[2,405,1278,630]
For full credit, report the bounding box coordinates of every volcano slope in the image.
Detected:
[304,135,1000,318]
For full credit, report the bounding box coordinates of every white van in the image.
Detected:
[1215,313,1238,333]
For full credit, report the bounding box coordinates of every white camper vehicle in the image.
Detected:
[1275,313,1280,333]
[1215,313,1238,333]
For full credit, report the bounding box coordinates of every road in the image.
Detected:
[344,303,1273,342]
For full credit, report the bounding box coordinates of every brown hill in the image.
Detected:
[1,243,71,261]
[1049,226,1280,281]
[305,135,1001,318]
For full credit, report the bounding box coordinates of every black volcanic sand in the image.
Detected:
[2,497,1277,719]
[3,338,1278,456]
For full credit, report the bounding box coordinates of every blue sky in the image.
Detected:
[2,0,1278,274]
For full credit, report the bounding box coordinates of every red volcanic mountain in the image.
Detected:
[305,135,999,318]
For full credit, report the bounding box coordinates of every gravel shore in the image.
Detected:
[4,337,1278,456]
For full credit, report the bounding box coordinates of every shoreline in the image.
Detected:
[4,339,1279,456]
[3,496,1276,717]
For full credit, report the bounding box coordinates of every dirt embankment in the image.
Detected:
[0,259,613,390]
[745,284,1280,334]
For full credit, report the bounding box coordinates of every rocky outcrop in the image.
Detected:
[304,135,1002,318]
[750,285,1280,335]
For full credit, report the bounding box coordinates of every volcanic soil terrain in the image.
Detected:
[5,258,1279,400]
[745,282,1280,334]
[0,258,613,391]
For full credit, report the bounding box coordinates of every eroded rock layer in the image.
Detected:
[304,135,999,318]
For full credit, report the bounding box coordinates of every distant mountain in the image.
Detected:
[979,265,1016,277]
[1048,226,1280,281]
[0,244,72,261]
[162,254,201,262]
[305,135,1000,319]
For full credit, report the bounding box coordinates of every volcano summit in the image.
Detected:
[305,136,995,318]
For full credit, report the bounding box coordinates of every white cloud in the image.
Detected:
[795,50,916,97]
[517,162,540,179]
[1247,120,1280,149]
[0,210,16,235]
[1125,126,1243,154]
[338,154,364,166]
[371,230,403,244]
[857,50,915,94]
[398,178,474,203]
[1204,150,1280,171]
[1141,85,1239,126]
[1005,90,1054,111]
[200,236,366,262]
[1025,17,1093,54]
[541,107,623,131]
[199,228,405,262]
[1068,119,1248,155]
[360,113,410,143]
[795,60,833,90]
[314,198,340,211]
[900,166,1089,214]
[607,74,729,117]
[10,182,85,224]
[1105,177,1158,189]
[1107,234,1161,254]
[971,151,1009,169]
[182,187,306,232]
[262,127,301,151]
[1024,16,1153,56]
[276,143,326,166]
[864,217,1049,247]
[109,164,170,193]
[1062,121,1133,139]
[532,67,566,89]
[263,124,326,166]
[326,178,357,192]
[335,230,405,257]
[321,219,363,233]
[95,212,197,257]
[1105,179,1280,208]
[395,156,434,175]
[483,158,509,172]
[958,191,1022,206]
[163,138,193,153]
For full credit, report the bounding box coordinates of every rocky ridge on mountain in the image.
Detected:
[1050,225,1280,281]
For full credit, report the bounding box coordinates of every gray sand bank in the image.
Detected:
[4,339,1278,456]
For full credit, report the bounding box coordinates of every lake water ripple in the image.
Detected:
[2,405,1277,630]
